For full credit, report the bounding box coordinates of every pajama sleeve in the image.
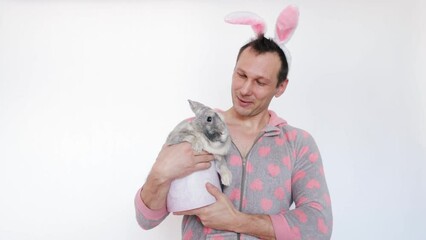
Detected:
[134,188,169,230]
[270,132,333,240]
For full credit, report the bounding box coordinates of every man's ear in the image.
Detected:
[275,78,289,97]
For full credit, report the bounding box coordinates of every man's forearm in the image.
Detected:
[233,213,276,240]
[140,171,171,210]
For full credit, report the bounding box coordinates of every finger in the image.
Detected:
[194,154,215,163]
[206,182,223,199]
[193,161,211,172]
[173,209,197,216]
[193,150,213,156]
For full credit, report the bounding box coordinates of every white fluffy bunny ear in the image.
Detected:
[274,5,300,68]
[188,99,205,115]
[225,5,300,69]
[274,5,300,45]
[224,12,266,36]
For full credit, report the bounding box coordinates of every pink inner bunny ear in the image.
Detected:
[225,11,266,36]
[275,5,300,44]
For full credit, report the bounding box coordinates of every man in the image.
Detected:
[134,35,333,240]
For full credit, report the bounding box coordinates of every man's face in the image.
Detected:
[231,47,287,118]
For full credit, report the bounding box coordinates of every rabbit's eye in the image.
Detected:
[207,116,212,122]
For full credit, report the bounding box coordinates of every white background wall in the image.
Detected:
[0,0,425,239]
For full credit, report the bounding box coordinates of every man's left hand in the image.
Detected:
[174,182,241,232]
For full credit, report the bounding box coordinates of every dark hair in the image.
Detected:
[236,35,289,87]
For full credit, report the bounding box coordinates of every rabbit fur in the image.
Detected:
[166,100,232,186]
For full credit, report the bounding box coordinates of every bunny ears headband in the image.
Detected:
[224,5,300,67]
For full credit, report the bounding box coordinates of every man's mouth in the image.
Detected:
[237,96,253,107]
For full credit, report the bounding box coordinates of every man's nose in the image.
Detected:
[240,80,253,95]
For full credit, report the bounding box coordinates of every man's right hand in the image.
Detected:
[140,142,214,210]
[152,142,215,182]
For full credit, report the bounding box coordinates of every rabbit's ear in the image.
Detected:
[188,99,206,115]
[224,11,266,36]
[274,5,299,45]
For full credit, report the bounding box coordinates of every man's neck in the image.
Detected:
[224,108,270,133]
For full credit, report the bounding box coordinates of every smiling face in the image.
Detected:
[231,47,288,119]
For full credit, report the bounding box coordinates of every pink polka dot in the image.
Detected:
[285,130,298,141]
[308,202,323,211]
[282,156,291,170]
[203,227,212,234]
[294,209,308,223]
[317,218,329,234]
[274,187,285,200]
[250,178,263,191]
[229,188,241,201]
[319,166,325,176]
[292,170,306,184]
[212,236,224,240]
[296,197,308,207]
[230,155,242,166]
[324,194,332,206]
[298,146,309,158]
[285,179,291,192]
[268,164,281,177]
[183,229,193,240]
[309,152,319,163]
[246,161,253,173]
[306,179,321,189]
[291,150,297,159]
[261,198,273,211]
[291,226,301,239]
[275,136,285,145]
[258,146,271,157]
[242,197,248,209]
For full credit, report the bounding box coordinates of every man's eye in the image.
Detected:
[238,73,247,78]
[257,81,266,86]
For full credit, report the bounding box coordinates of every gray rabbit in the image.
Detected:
[166,100,232,186]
